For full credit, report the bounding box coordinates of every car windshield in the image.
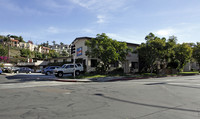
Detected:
[61,65,66,68]
[45,67,50,69]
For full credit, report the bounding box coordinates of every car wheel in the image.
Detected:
[58,72,63,78]
[75,71,80,76]
[46,71,51,75]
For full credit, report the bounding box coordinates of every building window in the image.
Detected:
[91,59,97,67]
[131,62,138,69]
[111,61,119,67]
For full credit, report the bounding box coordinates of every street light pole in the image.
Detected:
[7,34,10,59]
[73,53,75,79]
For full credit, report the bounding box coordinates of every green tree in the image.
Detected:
[166,36,178,69]
[48,50,59,58]
[192,42,200,71]
[137,33,167,74]
[35,52,43,59]
[174,43,193,71]
[20,49,31,57]
[61,50,69,57]
[0,45,8,56]
[0,35,4,39]
[85,33,131,74]
[60,42,64,45]
[52,41,56,45]
[18,36,25,42]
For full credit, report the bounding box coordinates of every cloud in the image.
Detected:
[155,29,175,37]
[47,27,59,34]
[97,15,105,23]
[107,32,143,44]
[153,23,200,43]
[82,28,95,34]
[70,0,129,12]
[36,0,74,13]
[0,0,23,13]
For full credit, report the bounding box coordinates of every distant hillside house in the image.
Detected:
[10,38,19,47]
[19,42,38,52]
[41,46,50,54]
[49,44,69,55]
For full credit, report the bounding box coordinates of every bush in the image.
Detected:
[108,68,124,75]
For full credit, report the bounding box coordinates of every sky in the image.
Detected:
[0,0,200,45]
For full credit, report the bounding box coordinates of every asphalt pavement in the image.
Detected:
[0,74,200,119]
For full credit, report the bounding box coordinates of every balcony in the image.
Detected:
[17,60,49,66]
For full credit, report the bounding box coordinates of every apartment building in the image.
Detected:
[70,37,139,73]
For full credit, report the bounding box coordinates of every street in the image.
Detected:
[0,74,200,119]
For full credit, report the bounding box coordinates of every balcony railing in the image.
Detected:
[17,60,49,66]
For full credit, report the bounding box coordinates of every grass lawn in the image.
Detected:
[60,73,129,79]
[178,71,199,75]
[59,71,200,79]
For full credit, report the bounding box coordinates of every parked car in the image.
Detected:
[0,68,2,74]
[36,69,42,73]
[54,64,84,77]
[18,67,32,74]
[10,67,20,73]
[3,67,11,73]
[42,66,60,75]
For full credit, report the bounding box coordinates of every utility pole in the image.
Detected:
[7,34,10,59]
[71,45,76,78]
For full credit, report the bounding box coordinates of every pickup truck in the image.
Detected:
[54,64,84,77]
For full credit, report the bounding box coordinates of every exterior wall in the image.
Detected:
[73,38,93,72]
[124,44,139,73]
[184,62,199,72]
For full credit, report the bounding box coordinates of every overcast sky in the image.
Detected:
[0,0,200,45]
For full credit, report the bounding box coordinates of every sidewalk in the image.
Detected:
[54,76,147,82]
[55,78,92,82]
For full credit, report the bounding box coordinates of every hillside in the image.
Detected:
[10,48,20,57]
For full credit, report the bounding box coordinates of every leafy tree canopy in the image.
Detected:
[192,42,200,71]
[85,33,131,73]
[174,43,193,71]
[137,32,193,73]
[0,45,8,56]
[20,49,31,57]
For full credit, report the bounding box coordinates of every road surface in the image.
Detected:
[0,74,200,119]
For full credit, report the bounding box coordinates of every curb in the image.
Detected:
[108,77,148,82]
[55,79,91,83]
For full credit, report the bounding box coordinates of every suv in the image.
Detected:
[54,64,84,77]
[42,66,60,75]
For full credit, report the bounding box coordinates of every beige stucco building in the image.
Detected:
[71,37,139,73]
[19,42,38,52]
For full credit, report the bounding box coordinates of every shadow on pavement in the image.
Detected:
[94,93,200,113]
[5,74,56,83]
[145,82,200,89]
